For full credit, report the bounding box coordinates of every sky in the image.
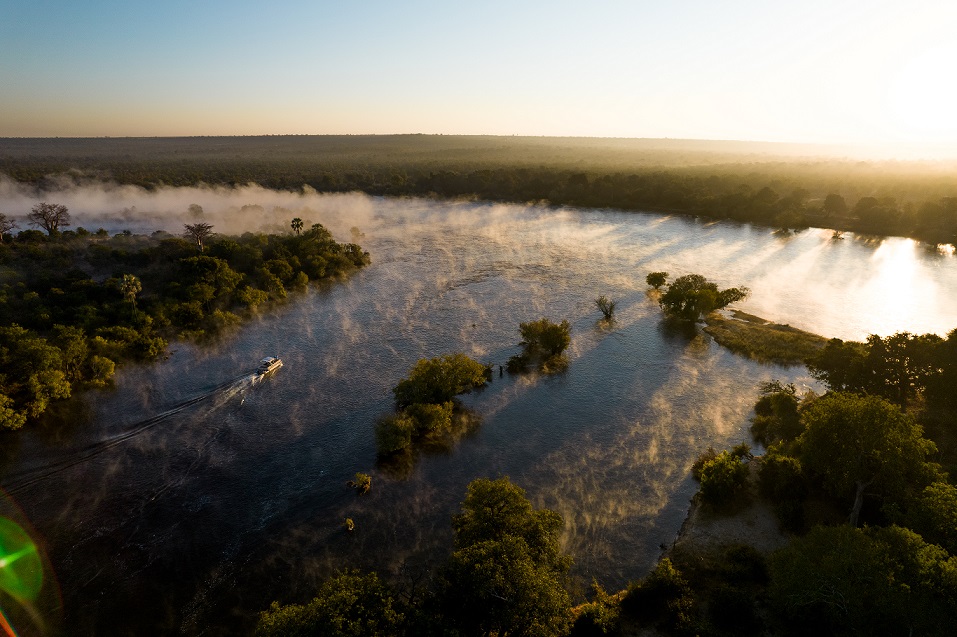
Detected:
[2,0,957,150]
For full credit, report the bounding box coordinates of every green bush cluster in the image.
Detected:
[507,318,571,373]
[0,222,368,428]
[376,354,488,455]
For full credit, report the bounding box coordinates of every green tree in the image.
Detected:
[437,477,572,636]
[822,193,847,216]
[796,392,938,527]
[120,274,142,318]
[291,217,304,235]
[645,271,668,289]
[750,380,802,446]
[392,353,488,407]
[658,273,748,321]
[697,450,750,507]
[256,570,403,637]
[594,295,615,320]
[519,318,571,358]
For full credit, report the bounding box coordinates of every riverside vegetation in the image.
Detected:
[259,274,957,636]
[3,135,957,245]
[0,209,368,429]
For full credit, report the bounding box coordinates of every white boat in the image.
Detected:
[257,356,283,375]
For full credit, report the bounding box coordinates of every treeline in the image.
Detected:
[2,135,957,244]
[0,220,368,430]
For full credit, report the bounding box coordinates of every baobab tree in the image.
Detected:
[0,213,18,242]
[183,222,214,252]
[28,202,71,235]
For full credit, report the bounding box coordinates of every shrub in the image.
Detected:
[375,413,416,455]
[404,401,454,435]
[393,354,488,407]
[698,451,749,507]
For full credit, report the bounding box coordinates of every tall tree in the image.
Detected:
[183,222,214,252]
[291,217,304,235]
[120,274,142,318]
[27,202,70,235]
[0,213,18,241]
[796,392,938,527]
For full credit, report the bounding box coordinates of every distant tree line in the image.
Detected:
[0,210,369,429]
[2,135,956,245]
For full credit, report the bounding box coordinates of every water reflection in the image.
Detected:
[0,194,954,634]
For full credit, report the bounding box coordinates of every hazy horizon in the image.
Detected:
[3,1,957,160]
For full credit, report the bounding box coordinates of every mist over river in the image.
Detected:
[1,191,956,635]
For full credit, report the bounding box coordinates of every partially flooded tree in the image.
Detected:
[28,202,70,236]
[595,295,616,320]
[646,271,669,290]
[658,273,749,321]
[183,222,214,252]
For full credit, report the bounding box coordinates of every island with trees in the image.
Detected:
[0,207,369,430]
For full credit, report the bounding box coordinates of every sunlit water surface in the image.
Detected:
[2,194,956,635]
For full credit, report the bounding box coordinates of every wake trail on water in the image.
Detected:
[2,373,259,495]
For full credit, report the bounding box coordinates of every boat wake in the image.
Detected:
[2,373,259,495]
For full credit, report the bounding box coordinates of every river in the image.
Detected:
[1,192,955,635]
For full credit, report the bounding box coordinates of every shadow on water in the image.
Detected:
[0,194,954,635]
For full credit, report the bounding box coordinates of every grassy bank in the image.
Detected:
[703,310,827,365]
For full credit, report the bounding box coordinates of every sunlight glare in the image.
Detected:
[887,43,957,142]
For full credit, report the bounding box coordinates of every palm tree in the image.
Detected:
[121,274,142,318]
[291,217,304,235]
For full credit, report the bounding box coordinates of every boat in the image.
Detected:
[257,356,283,375]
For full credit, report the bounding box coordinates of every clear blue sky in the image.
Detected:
[2,0,956,150]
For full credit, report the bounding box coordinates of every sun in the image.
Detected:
[885,43,957,143]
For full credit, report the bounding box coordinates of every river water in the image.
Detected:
[1,192,955,635]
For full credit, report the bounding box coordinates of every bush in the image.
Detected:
[698,451,749,507]
[393,354,488,407]
[519,318,571,357]
[620,558,694,631]
[405,401,454,435]
[375,413,416,455]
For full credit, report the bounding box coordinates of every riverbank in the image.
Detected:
[703,309,828,365]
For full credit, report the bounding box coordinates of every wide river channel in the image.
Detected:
[2,190,956,635]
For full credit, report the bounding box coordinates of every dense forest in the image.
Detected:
[2,135,956,245]
[0,217,368,429]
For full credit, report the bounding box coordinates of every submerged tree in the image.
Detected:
[183,222,214,252]
[27,202,70,236]
[646,271,669,290]
[595,295,616,320]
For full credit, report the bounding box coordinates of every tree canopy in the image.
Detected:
[392,353,488,407]
[657,273,749,321]
[27,202,70,235]
[796,392,939,526]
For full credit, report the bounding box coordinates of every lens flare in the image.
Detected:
[0,518,42,602]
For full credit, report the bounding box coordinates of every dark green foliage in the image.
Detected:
[255,570,403,637]
[796,392,939,526]
[697,450,750,508]
[758,453,808,532]
[508,318,571,374]
[570,582,619,637]
[658,274,749,322]
[0,226,367,427]
[436,477,572,637]
[620,558,694,633]
[374,412,416,455]
[392,354,488,407]
[769,525,957,637]
[646,271,668,289]
[898,481,957,555]
[691,446,718,481]
[808,331,951,408]
[750,381,802,446]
